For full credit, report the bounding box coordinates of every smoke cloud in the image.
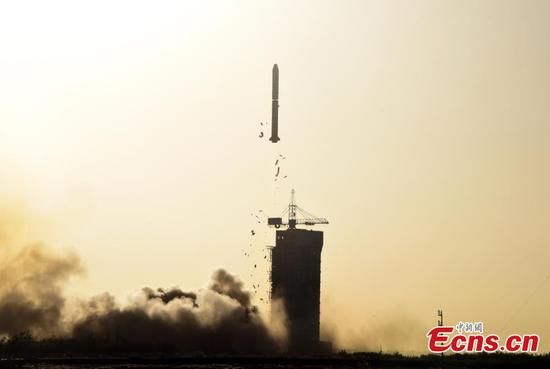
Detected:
[0,243,83,338]
[69,269,282,353]
[0,203,286,354]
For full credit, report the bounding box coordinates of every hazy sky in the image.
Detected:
[1,0,549,353]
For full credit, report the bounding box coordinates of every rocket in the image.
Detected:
[270,64,280,143]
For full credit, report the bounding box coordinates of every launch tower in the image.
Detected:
[268,190,328,352]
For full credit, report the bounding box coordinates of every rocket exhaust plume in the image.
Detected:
[0,203,287,354]
[270,64,280,143]
[0,246,286,354]
[67,268,284,354]
[0,243,84,338]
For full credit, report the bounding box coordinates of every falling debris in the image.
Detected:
[254,264,257,268]
[275,167,280,177]
[251,230,256,236]
[275,159,279,166]
[259,132,264,138]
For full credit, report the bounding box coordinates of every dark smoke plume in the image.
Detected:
[209,269,251,307]
[0,202,285,354]
[0,243,284,353]
[142,287,198,306]
[69,269,280,353]
[0,243,83,338]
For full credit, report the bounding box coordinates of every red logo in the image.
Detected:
[427,324,539,353]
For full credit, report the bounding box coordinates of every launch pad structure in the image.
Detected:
[268,190,329,353]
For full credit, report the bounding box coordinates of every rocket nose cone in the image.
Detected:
[273,64,278,71]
